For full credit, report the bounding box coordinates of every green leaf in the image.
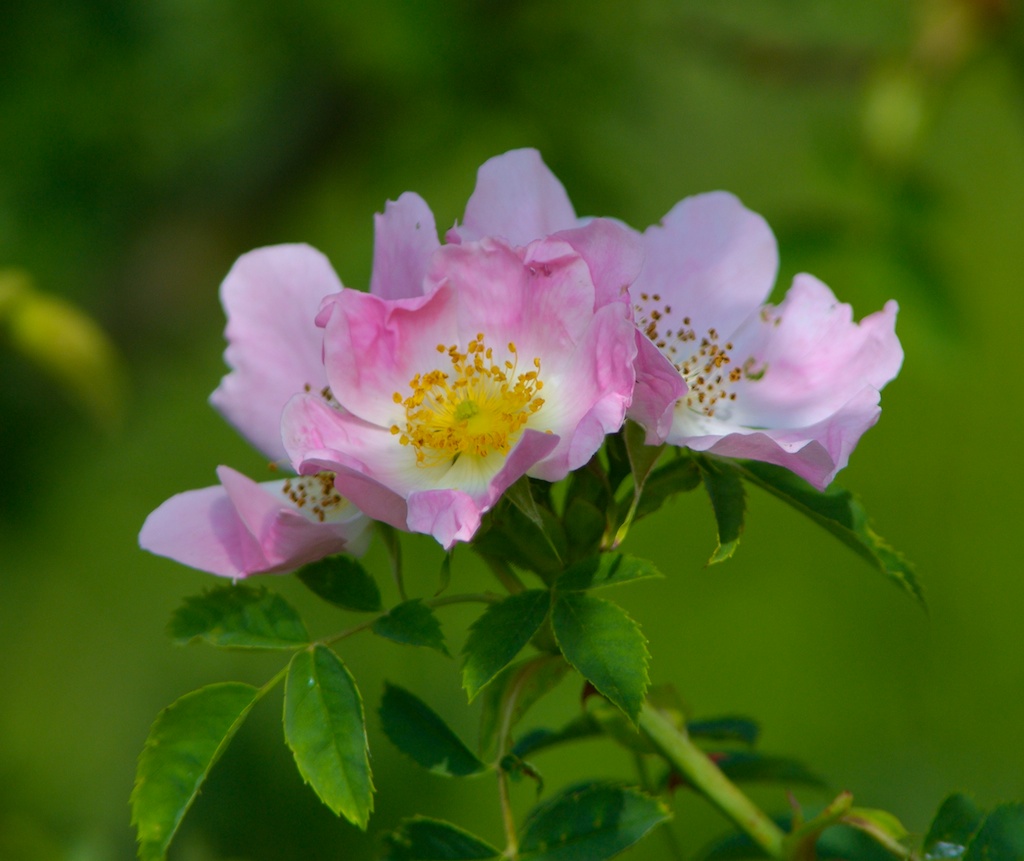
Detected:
[461,590,551,701]
[168,584,309,649]
[132,682,260,861]
[622,419,665,489]
[697,457,746,565]
[610,421,666,544]
[842,808,911,858]
[379,683,485,777]
[634,456,702,521]
[474,504,568,579]
[712,752,825,788]
[563,497,607,561]
[556,554,663,592]
[519,781,670,861]
[551,592,649,723]
[512,715,603,759]
[731,459,924,604]
[283,646,373,828]
[478,655,570,757]
[297,556,382,612]
[925,794,984,860]
[381,817,500,860]
[687,717,760,747]
[965,804,1024,861]
[372,600,449,656]
[437,551,453,596]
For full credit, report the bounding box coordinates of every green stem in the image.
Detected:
[638,702,786,859]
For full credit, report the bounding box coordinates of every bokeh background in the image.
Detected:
[2,1,1023,858]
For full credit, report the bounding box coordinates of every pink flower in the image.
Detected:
[140,245,370,578]
[139,466,370,578]
[628,192,903,489]
[448,151,902,489]
[282,235,637,549]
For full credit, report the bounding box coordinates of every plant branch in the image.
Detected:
[638,701,786,859]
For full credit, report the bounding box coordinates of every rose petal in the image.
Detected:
[370,192,440,300]
[453,148,578,245]
[210,244,342,462]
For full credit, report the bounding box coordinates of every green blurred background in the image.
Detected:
[2,1,1023,858]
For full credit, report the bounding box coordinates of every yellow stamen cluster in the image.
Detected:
[634,291,767,419]
[390,334,545,466]
[282,471,345,523]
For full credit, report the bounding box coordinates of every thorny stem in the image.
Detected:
[638,702,787,860]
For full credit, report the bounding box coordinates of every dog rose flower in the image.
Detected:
[140,466,370,578]
[140,245,370,577]
[282,235,637,549]
[628,192,903,488]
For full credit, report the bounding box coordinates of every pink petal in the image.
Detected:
[406,489,482,550]
[210,244,342,462]
[685,387,883,489]
[453,149,578,246]
[528,303,637,481]
[426,237,595,359]
[637,192,779,342]
[628,332,688,443]
[317,284,459,428]
[139,482,265,578]
[553,218,644,309]
[726,275,902,429]
[139,466,369,578]
[370,192,440,300]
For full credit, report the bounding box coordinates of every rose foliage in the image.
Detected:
[131,151,1002,861]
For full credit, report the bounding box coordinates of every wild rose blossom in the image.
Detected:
[282,234,637,549]
[140,246,371,577]
[453,149,903,489]
[627,193,903,489]
[139,466,370,578]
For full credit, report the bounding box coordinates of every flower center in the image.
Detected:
[390,334,545,466]
[634,292,766,420]
[281,472,348,523]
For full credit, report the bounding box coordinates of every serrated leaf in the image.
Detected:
[965,804,1024,861]
[551,592,649,722]
[379,683,485,777]
[556,554,663,592]
[461,590,550,701]
[698,457,746,564]
[284,646,373,827]
[132,682,260,861]
[925,794,984,860]
[687,717,760,747]
[297,556,381,612]
[168,584,309,649]
[519,781,670,861]
[478,655,569,757]
[372,600,449,656]
[732,459,924,604]
[381,817,500,860]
